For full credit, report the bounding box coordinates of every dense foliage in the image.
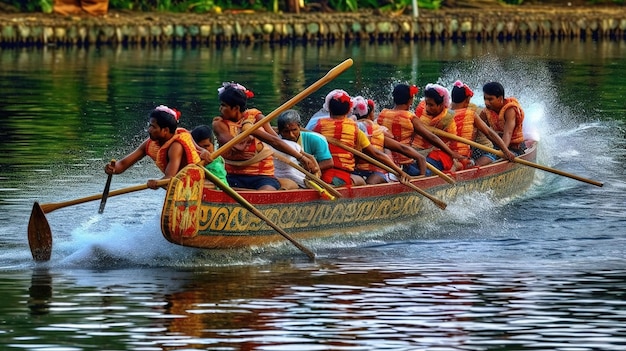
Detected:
[0,0,623,14]
[0,0,599,14]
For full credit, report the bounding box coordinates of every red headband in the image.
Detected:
[155,105,181,121]
[409,85,419,97]
[333,91,351,104]
[218,82,255,99]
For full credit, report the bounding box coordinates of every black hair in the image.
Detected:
[451,85,468,103]
[219,86,247,111]
[277,109,302,131]
[328,98,351,116]
[424,87,445,106]
[392,84,411,105]
[483,82,505,98]
[191,125,214,143]
[149,109,178,134]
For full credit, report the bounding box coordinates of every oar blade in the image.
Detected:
[27,202,52,262]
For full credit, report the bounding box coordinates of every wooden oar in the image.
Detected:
[425,163,456,185]
[28,202,52,262]
[98,159,116,214]
[39,179,171,214]
[211,58,353,160]
[273,153,341,200]
[325,137,447,210]
[27,179,170,262]
[201,167,316,261]
[428,128,604,188]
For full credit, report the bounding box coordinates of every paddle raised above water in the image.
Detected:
[28,202,52,262]
[428,128,604,188]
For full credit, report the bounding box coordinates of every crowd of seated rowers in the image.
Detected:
[105,81,524,192]
[212,80,524,190]
[212,80,523,191]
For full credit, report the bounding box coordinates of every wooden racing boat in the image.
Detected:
[160,141,538,250]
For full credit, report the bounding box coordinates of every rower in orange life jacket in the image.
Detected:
[449,80,516,168]
[377,83,464,176]
[212,82,318,190]
[353,96,427,184]
[104,105,201,189]
[424,82,518,172]
[311,90,411,187]
[475,81,526,167]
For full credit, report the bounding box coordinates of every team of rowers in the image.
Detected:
[104,80,525,192]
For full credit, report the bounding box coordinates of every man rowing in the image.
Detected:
[104,105,201,189]
[212,82,318,190]
[475,81,526,166]
[378,83,464,176]
[311,90,410,187]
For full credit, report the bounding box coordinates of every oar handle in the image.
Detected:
[426,162,456,185]
[212,58,354,159]
[325,137,447,210]
[41,179,170,214]
[201,167,316,261]
[98,159,116,214]
[428,128,604,187]
[273,153,341,200]
[304,179,336,201]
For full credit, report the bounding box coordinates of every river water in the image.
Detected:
[0,39,625,350]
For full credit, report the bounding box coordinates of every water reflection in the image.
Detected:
[9,262,625,350]
[28,268,52,316]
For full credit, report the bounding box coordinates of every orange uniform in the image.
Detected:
[313,118,370,172]
[217,109,275,176]
[447,107,477,158]
[313,117,371,185]
[377,109,418,165]
[483,97,525,146]
[356,119,386,173]
[146,128,201,173]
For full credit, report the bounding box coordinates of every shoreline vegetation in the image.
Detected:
[1,1,625,45]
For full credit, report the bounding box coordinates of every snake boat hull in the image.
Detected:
[161,141,537,249]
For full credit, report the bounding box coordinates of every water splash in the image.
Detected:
[49,210,309,268]
[440,56,616,178]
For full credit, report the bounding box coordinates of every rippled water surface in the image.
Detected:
[0,39,625,350]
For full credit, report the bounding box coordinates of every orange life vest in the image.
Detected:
[356,119,385,172]
[377,109,416,165]
[313,117,370,172]
[414,99,426,118]
[145,128,201,173]
[448,108,477,158]
[414,106,455,150]
[220,109,275,176]
[483,97,525,146]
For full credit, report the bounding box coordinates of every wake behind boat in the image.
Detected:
[161,141,539,250]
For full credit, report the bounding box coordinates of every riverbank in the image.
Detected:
[1,5,625,46]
